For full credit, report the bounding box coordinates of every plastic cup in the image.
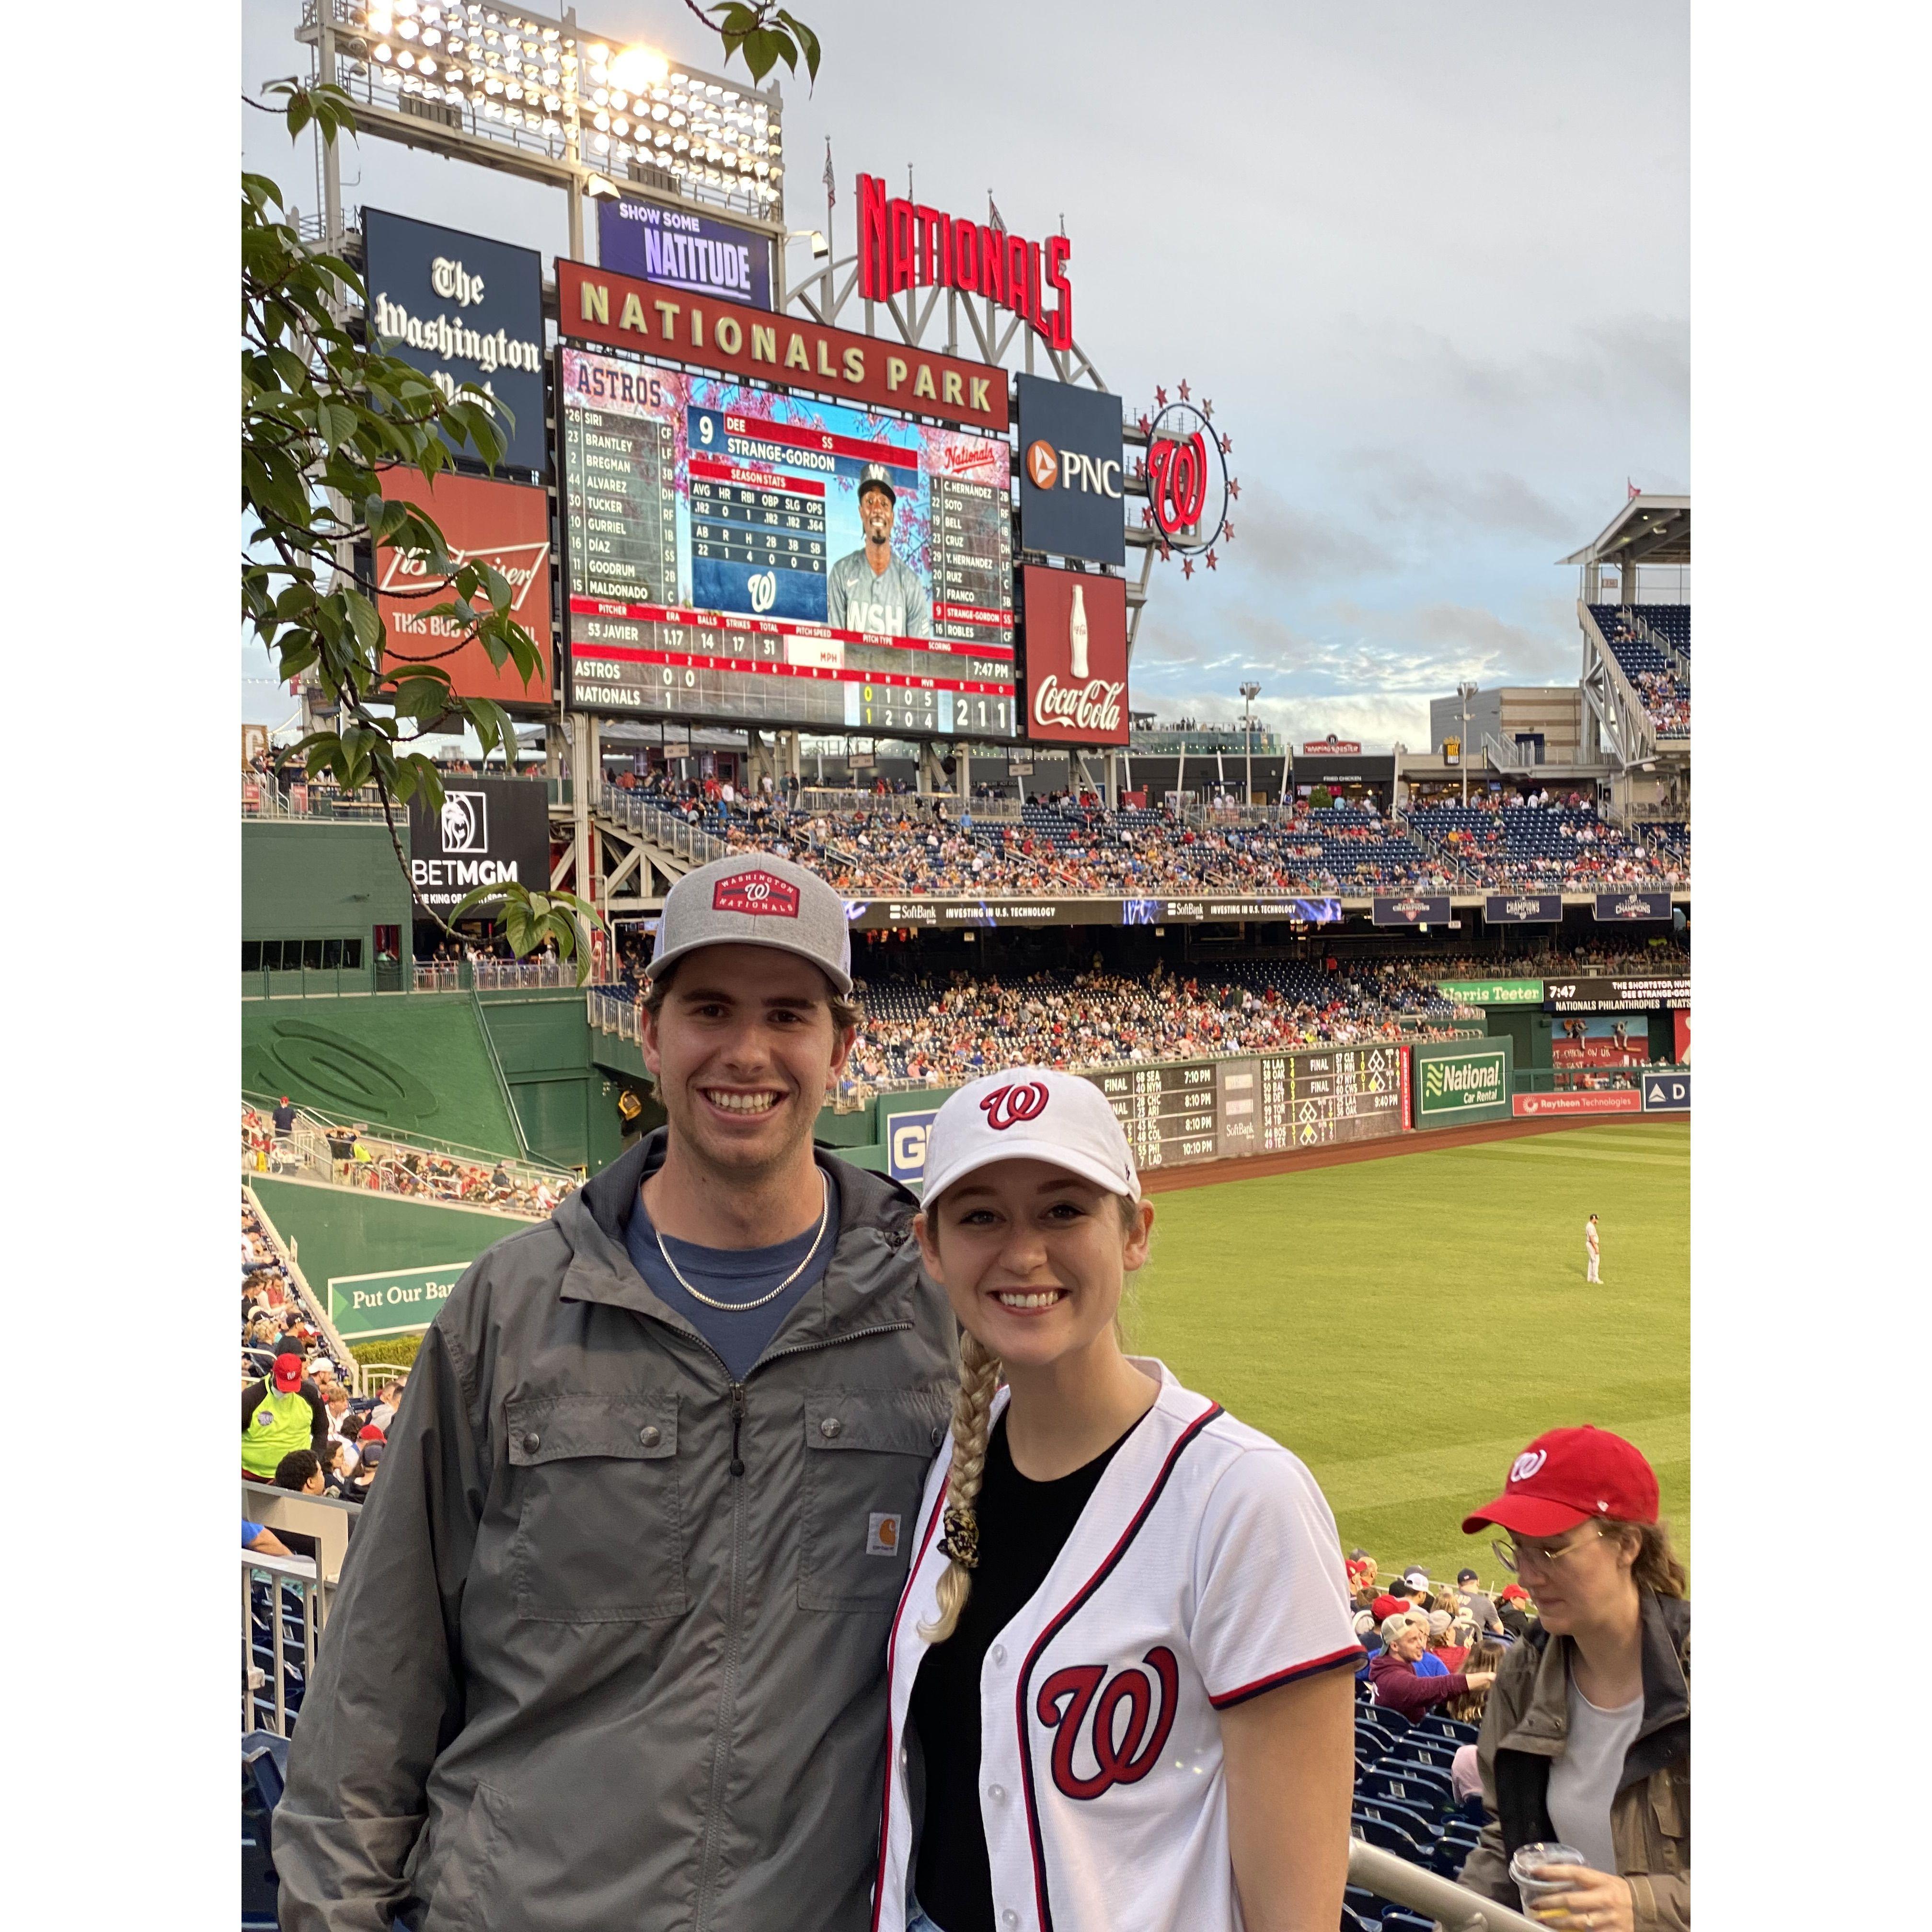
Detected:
[1509,1842,1587,1920]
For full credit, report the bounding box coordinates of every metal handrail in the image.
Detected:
[1348,1840,1540,1932]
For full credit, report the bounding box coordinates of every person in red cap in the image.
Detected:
[241,1350,330,1482]
[1454,1426,1689,1932]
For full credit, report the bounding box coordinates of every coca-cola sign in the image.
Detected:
[1020,566,1129,745]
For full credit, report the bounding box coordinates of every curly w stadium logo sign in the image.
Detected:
[1415,1044,1510,1126]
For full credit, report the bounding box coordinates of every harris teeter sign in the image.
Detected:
[1412,1038,1513,1128]
[1436,978,1543,1007]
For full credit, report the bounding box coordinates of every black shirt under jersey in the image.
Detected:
[908,1408,1145,1932]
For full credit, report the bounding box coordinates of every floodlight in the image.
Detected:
[609,45,668,90]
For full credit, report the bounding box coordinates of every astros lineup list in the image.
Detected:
[558,346,1017,738]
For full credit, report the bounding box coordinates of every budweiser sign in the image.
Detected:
[1033,675,1125,735]
[1021,566,1129,745]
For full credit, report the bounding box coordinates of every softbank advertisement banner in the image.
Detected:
[1020,566,1128,744]
[598,196,774,309]
[376,468,554,708]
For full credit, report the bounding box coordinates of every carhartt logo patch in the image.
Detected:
[866,1512,902,1555]
[713,869,800,917]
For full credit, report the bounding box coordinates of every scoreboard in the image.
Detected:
[1083,1045,1410,1173]
[558,346,1017,738]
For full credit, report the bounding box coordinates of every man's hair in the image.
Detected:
[641,955,862,1035]
[274,1449,321,1491]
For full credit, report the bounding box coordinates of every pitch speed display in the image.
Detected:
[560,345,1016,737]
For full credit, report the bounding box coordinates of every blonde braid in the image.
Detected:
[919,1330,1002,1644]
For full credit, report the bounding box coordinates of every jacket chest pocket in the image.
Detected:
[1647,1761,1689,1874]
[799,1388,950,1611]
[506,1391,687,1622]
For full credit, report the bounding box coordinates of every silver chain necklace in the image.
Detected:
[652,1173,831,1312]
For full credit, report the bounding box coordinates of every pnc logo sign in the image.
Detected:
[1026,437,1122,500]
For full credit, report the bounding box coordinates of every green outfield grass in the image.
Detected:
[1129,1121,1689,1596]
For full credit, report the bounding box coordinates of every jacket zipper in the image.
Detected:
[690,1314,918,1932]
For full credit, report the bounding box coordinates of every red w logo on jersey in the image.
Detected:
[1035,1647,1179,1799]
[978,1081,1049,1131]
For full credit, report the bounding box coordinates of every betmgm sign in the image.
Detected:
[405,777,552,916]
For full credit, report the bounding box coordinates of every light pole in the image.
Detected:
[1456,680,1479,806]
[1240,682,1261,806]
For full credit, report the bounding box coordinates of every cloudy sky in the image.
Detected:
[242,0,1687,746]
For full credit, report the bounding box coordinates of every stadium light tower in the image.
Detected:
[1240,682,1261,805]
[1457,680,1479,806]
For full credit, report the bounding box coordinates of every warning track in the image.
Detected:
[1138,1111,1686,1196]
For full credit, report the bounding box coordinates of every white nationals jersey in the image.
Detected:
[872,1359,1358,1932]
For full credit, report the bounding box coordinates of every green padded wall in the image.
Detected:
[242,992,525,1157]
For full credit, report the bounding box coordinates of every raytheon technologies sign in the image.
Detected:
[1015,375,1125,566]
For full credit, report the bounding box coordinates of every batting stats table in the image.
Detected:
[1084,1045,1409,1171]
[559,347,1015,737]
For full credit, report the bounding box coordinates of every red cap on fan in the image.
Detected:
[1461,1425,1659,1538]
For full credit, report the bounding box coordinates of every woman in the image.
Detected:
[874,1069,1359,1932]
[1446,1636,1510,1724]
[1455,1426,1690,1931]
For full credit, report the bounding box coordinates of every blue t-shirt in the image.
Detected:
[242,1520,264,1545]
[1414,1652,1449,1678]
[624,1171,840,1383]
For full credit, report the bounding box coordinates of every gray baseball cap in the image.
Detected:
[646,852,853,996]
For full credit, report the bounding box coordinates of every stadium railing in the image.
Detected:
[242,1184,367,1384]
[594,783,731,866]
[409,956,582,993]
[244,1548,319,1738]
[242,1096,578,1193]
[1347,1840,1539,1931]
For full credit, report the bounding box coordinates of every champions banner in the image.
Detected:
[1484,893,1562,925]
[1594,890,1673,923]
[1373,894,1452,928]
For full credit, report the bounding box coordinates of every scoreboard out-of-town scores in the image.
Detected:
[1085,1045,1411,1170]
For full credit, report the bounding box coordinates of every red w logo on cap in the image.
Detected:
[978,1081,1048,1131]
[713,869,800,918]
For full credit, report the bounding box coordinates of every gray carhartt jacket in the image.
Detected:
[275,1133,958,1932]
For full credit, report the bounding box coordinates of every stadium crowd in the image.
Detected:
[610,773,1687,897]
[242,1195,404,1505]
[242,1101,576,1216]
[840,962,1474,1090]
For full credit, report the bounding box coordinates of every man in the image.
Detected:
[1368,1616,1495,1723]
[1457,1565,1506,1635]
[320,1381,355,1448]
[275,1449,326,1494]
[276,852,956,1932]
[273,1094,297,1137]
[825,463,933,638]
[368,1379,404,1432]
[1586,1211,1602,1284]
[242,1351,330,1481]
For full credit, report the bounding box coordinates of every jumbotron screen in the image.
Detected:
[559,346,1017,737]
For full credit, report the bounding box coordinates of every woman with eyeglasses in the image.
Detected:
[1455,1426,1689,1932]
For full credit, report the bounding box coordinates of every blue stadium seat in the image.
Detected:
[1356,1795,1439,1842]
[1412,1714,1479,1746]
[1360,1766,1450,1817]
[1367,1704,1413,1735]
[1380,1911,1436,1932]
[1393,1735,1458,1769]
[1340,1905,1379,1932]
[1354,1812,1432,1861]
[242,1732,289,1929]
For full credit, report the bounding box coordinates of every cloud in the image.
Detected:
[1349,454,1584,544]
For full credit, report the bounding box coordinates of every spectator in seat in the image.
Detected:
[343,1439,383,1499]
[1455,1427,1690,1932]
[1458,1565,1506,1634]
[1447,1636,1510,1725]
[244,1520,293,1557]
[242,1351,330,1480]
[1496,1582,1537,1638]
[273,1095,296,1137]
[370,1379,406,1431]
[275,1449,325,1494]
[321,1382,354,1444]
[1367,1615,1494,1721]
[318,1441,353,1497]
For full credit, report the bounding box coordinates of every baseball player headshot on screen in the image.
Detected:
[874,1069,1360,1932]
[827,463,934,638]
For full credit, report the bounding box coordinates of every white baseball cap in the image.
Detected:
[920,1067,1140,1207]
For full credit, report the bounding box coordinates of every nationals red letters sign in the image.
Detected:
[375,469,553,707]
[856,175,1072,352]
[1021,566,1128,746]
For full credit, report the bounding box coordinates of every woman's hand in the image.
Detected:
[1526,1865,1635,1932]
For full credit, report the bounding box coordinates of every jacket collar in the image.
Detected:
[552,1128,925,1357]
[1500,1589,1691,1770]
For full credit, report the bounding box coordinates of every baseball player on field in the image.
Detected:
[874,1068,1359,1932]
[1586,1212,1601,1284]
